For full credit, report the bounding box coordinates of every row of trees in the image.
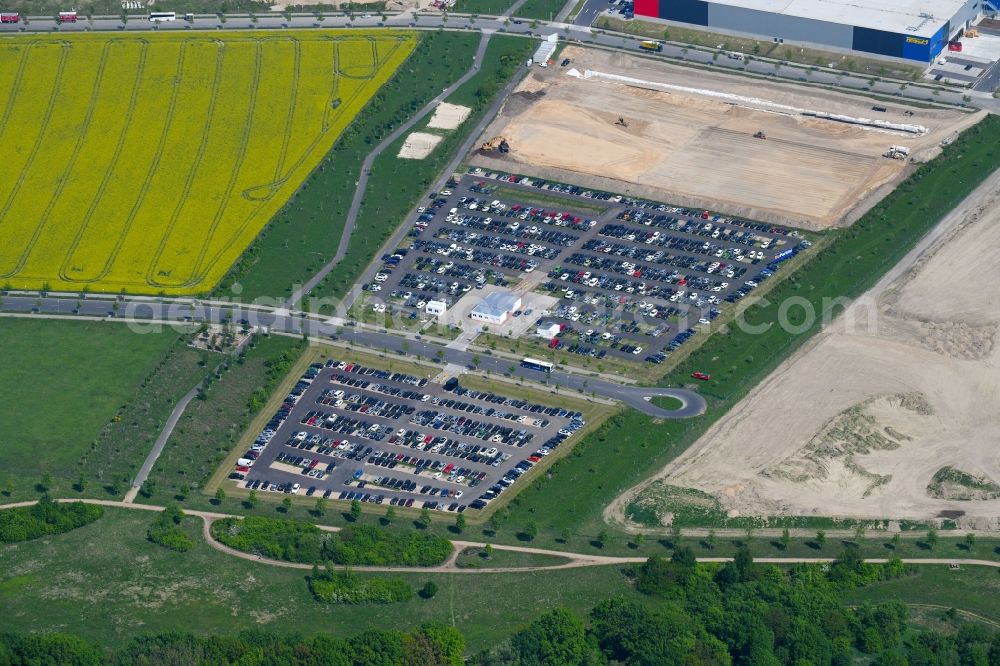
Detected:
[473,548,1000,665]
[0,497,103,544]
[210,516,452,566]
[0,624,464,665]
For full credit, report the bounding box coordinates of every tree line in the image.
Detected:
[0,624,463,665]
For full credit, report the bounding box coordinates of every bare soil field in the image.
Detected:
[613,170,1000,528]
[427,102,472,130]
[398,131,442,159]
[472,46,979,229]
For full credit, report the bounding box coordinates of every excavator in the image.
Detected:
[480,136,510,153]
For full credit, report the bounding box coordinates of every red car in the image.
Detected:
[691,372,711,381]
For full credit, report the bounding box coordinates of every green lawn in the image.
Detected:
[139,334,302,504]
[0,507,637,653]
[513,0,569,20]
[455,545,572,569]
[0,320,179,501]
[650,395,682,411]
[841,564,1000,627]
[453,0,515,15]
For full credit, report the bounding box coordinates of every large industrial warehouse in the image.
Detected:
[632,0,987,63]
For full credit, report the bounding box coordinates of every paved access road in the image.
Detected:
[0,297,706,418]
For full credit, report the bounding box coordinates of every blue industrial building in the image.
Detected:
[632,0,985,63]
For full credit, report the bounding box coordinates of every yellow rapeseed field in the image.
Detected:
[0,31,414,295]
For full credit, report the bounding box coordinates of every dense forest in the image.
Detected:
[2,548,998,665]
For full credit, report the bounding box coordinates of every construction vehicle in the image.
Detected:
[480,136,510,153]
[753,130,766,139]
[966,28,979,38]
[883,145,910,160]
[639,40,663,52]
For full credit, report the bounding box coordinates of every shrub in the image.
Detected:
[147,502,194,552]
[0,498,103,544]
[309,567,413,605]
[210,517,452,566]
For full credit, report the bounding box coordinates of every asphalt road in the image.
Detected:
[573,0,609,26]
[0,297,707,418]
[1,12,993,114]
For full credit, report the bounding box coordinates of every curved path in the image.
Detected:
[286,33,493,309]
[4,498,999,574]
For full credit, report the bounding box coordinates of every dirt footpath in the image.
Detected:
[473,46,980,230]
[609,169,1000,529]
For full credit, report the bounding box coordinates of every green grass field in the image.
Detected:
[455,546,571,569]
[0,507,637,652]
[139,334,301,503]
[0,319,180,500]
[841,565,1000,628]
[0,31,413,295]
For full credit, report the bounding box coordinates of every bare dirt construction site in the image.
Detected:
[609,169,1000,529]
[472,46,980,229]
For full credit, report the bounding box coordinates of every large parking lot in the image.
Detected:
[363,171,810,364]
[231,357,586,513]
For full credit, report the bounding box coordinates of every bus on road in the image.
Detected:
[57,10,77,21]
[520,358,553,373]
[0,12,19,22]
[149,11,176,21]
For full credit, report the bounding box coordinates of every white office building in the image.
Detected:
[470,291,522,326]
